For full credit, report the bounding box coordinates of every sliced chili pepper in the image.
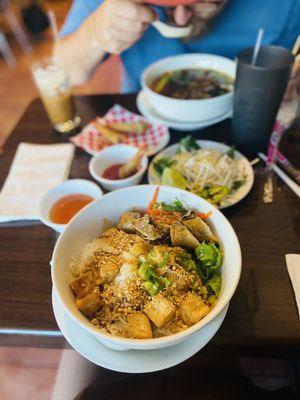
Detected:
[147,186,160,213]
[197,211,213,220]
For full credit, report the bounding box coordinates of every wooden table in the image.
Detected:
[0,94,299,357]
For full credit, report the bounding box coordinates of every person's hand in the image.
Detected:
[88,0,157,54]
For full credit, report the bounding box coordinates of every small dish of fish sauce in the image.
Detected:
[50,194,94,224]
[39,179,103,233]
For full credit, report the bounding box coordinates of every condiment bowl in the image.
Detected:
[89,144,148,192]
[39,179,103,233]
[141,53,236,123]
[51,185,241,351]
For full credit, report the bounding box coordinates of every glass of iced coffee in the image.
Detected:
[32,56,81,134]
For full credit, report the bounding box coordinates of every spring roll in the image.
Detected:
[107,121,151,135]
[94,122,122,144]
[119,151,143,179]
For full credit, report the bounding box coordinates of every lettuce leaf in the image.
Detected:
[195,241,222,297]
[207,274,222,297]
[196,242,222,276]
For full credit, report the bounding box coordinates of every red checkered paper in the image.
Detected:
[70,104,170,156]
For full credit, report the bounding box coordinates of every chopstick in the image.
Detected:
[292,35,300,73]
[292,35,300,56]
[258,153,300,198]
[250,157,260,166]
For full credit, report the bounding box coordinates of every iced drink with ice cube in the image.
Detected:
[32,57,81,134]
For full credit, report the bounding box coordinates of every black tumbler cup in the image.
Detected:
[231,46,294,156]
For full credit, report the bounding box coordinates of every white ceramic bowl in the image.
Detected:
[141,53,236,123]
[89,144,148,192]
[51,185,242,351]
[39,179,103,233]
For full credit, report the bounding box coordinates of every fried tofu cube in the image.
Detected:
[131,242,151,258]
[75,290,102,317]
[70,271,94,298]
[100,262,119,283]
[128,312,152,339]
[144,293,175,328]
[96,237,119,255]
[179,293,210,326]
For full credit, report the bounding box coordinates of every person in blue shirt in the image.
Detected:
[55,0,300,93]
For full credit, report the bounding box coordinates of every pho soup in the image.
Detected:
[150,68,234,100]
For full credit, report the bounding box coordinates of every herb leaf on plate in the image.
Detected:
[153,157,173,175]
[232,179,245,191]
[179,135,200,152]
[227,146,235,159]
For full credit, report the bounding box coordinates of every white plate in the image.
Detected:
[148,140,254,209]
[52,288,228,373]
[137,90,232,131]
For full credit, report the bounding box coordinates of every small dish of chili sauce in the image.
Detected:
[102,164,124,180]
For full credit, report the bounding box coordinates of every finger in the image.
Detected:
[110,14,147,33]
[108,39,133,54]
[110,27,142,42]
[110,0,156,23]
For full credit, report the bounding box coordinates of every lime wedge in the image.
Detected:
[162,168,187,190]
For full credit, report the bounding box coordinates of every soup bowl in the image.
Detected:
[52,185,241,351]
[141,54,236,123]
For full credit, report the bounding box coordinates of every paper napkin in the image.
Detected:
[286,254,300,319]
[0,142,75,222]
[71,104,169,156]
